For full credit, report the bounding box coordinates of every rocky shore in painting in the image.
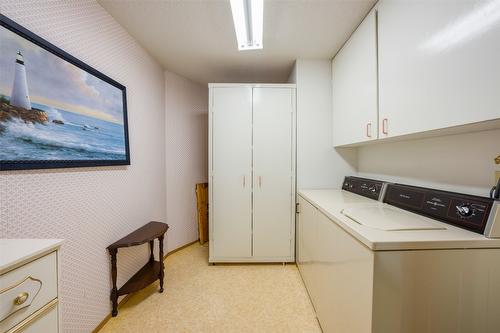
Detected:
[0,101,48,125]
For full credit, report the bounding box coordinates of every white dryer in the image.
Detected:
[297,177,500,333]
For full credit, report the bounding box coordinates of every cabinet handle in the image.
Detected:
[242,175,246,188]
[258,176,262,188]
[366,123,372,138]
[382,118,388,135]
[14,292,29,306]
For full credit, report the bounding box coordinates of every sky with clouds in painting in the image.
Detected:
[0,25,124,124]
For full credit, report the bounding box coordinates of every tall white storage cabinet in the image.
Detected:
[209,84,296,263]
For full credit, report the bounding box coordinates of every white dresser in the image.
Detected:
[0,239,63,333]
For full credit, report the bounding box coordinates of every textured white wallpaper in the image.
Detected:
[165,71,208,252]
[0,1,166,332]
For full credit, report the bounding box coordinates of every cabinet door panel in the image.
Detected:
[211,87,252,258]
[378,0,500,138]
[314,212,373,333]
[332,10,378,146]
[253,88,294,258]
[297,197,320,309]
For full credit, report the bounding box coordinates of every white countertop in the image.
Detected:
[0,239,63,274]
[299,189,500,251]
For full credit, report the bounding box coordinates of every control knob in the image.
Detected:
[456,204,473,217]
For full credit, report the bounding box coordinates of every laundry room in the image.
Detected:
[1,1,500,332]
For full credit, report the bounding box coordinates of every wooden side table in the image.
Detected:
[107,221,169,317]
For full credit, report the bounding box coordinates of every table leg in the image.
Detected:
[110,248,118,316]
[159,235,164,293]
[149,240,154,263]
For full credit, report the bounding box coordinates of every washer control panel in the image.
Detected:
[384,184,494,234]
[342,176,384,200]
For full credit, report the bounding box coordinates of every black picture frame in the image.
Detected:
[0,14,131,171]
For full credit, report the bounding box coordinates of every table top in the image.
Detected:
[0,239,64,274]
[107,221,169,251]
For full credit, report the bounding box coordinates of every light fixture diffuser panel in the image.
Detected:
[230,0,263,50]
[250,0,263,49]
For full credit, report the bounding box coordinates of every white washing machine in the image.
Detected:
[297,177,500,333]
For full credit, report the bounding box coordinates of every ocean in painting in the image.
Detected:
[0,101,126,161]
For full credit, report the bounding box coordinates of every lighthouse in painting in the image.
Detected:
[10,51,32,110]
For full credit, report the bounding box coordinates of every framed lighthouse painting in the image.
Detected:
[0,14,130,171]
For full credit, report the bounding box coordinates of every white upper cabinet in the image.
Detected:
[332,9,378,146]
[378,0,500,138]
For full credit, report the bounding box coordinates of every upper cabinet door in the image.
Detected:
[378,0,500,138]
[333,9,378,147]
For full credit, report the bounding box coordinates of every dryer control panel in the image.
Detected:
[342,176,385,201]
[384,184,494,234]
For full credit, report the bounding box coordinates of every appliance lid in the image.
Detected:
[341,205,447,231]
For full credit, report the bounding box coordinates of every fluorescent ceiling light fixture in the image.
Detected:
[230,0,263,51]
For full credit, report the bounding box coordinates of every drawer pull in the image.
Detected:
[14,292,29,306]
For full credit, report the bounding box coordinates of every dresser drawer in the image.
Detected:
[9,301,58,333]
[0,252,58,332]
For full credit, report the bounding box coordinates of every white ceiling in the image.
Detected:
[99,0,375,84]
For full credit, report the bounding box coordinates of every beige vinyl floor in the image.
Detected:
[99,243,322,333]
